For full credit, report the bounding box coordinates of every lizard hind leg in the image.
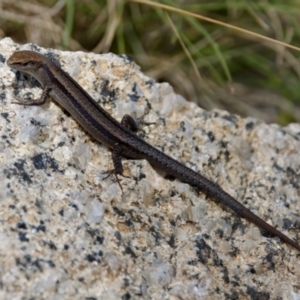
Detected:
[121,113,155,132]
[101,143,130,191]
[103,113,154,190]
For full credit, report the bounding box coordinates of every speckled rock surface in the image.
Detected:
[0,38,300,300]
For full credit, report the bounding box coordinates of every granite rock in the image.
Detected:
[0,38,300,299]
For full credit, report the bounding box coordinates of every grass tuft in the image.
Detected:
[2,0,300,124]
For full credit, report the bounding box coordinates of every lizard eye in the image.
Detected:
[20,61,30,66]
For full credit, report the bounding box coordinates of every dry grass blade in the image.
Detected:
[92,0,123,53]
[130,0,300,53]
[165,12,202,82]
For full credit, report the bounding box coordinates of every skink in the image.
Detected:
[7,50,300,252]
